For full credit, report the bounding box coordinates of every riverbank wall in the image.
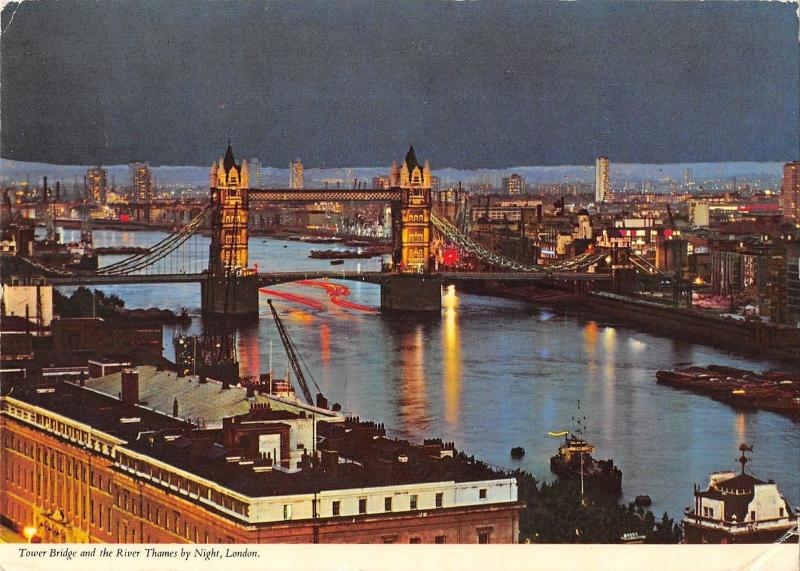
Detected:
[457,281,800,363]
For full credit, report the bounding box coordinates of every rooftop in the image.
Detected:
[84,365,338,427]
[4,379,508,500]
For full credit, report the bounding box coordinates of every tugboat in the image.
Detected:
[549,411,622,496]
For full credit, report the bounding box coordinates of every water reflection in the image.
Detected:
[320,324,331,393]
[442,285,461,427]
[735,412,747,443]
[237,322,261,382]
[583,321,599,381]
[395,326,430,435]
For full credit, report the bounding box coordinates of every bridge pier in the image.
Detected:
[380,274,442,313]
[201,272,260,318]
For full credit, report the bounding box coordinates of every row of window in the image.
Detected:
[117,454,248,518]
[4,404,114,457]
[284,488,488,520]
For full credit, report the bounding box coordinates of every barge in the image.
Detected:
[655,366,800,419]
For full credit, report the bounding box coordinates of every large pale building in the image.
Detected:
[128,162,152,202]
[290,159,304,189]
[85,166,108,204]
[595,157,610,203]
[502,174,525,196]
[249,158,263,189]
[0,368,523,544]
[781,161,799,222]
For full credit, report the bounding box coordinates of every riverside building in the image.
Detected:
[0,368,522,544]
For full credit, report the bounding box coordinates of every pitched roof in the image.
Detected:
[404,145,420,172]
[223,143,237,174]
[717,473,766,492]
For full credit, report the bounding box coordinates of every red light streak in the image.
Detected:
[297,280,379,314]
[258,288,325,310]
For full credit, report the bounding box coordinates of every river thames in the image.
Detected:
[61,228,800,521]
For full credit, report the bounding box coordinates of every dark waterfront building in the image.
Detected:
[787,242,800,327]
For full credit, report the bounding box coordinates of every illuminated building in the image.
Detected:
[128,162,152,202]
[209,144,249,273]
[290,159,304,189]
[688,199,710,227]
[683,449,795,543]
[501,174,524,196]
[249,158,262,189]
[390,146,432,273]
[781,161,799,222]
[787,242,800,327]
[595,157,609,203]
[372,175,391,190]
[0,370,523,543]
[85,167,107,204]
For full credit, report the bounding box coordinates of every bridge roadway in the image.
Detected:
[47,270,611,287]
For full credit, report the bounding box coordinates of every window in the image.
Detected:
[410,495,418,510]
[479,488,487,500]
[409,537,421,544]
[358,498,367,514]
[283,504,292,520]
[435,492,443,508]
[779,508,785,518]
[478,530,491,544]
[434,535,446,544]
[332,501,340,516]
[750,511,756,521]
[384,497,392,512]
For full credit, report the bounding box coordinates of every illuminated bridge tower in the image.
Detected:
[201,144,259,318]
[382,146,441,313]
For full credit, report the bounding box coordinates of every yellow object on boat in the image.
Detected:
[548,431,569,437]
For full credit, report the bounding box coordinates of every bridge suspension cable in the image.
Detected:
[96,206,211,276]
[431,212,608,274]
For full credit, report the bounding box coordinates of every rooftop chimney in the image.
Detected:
[121,368,140,411]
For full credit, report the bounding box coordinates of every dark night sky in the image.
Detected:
[1,1,798,168]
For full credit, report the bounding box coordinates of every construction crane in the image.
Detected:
[267,299,338,410]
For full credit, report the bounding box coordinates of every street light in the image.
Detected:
[23,526,37,543]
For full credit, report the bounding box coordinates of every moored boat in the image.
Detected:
[548,415,622,496]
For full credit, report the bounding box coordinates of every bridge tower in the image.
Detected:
[201,143,259,318]
[382,146,441,312]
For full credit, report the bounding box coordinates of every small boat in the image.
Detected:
[330,259,345,266]
[549,413,622,496]
[634,495,652,507]
[510,446,525,459]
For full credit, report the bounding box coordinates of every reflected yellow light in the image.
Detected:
[583,321,598,357]
[319,324,330,366]
[602,327,616,384]
[286,310,314,324]
[443,286,461,426]
[399,327,429,432]
[443,284,458,309]
[736,412,746,441]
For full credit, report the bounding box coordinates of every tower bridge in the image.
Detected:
[30,144,649,315]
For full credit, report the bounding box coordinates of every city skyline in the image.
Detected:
[1,1,798,168]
